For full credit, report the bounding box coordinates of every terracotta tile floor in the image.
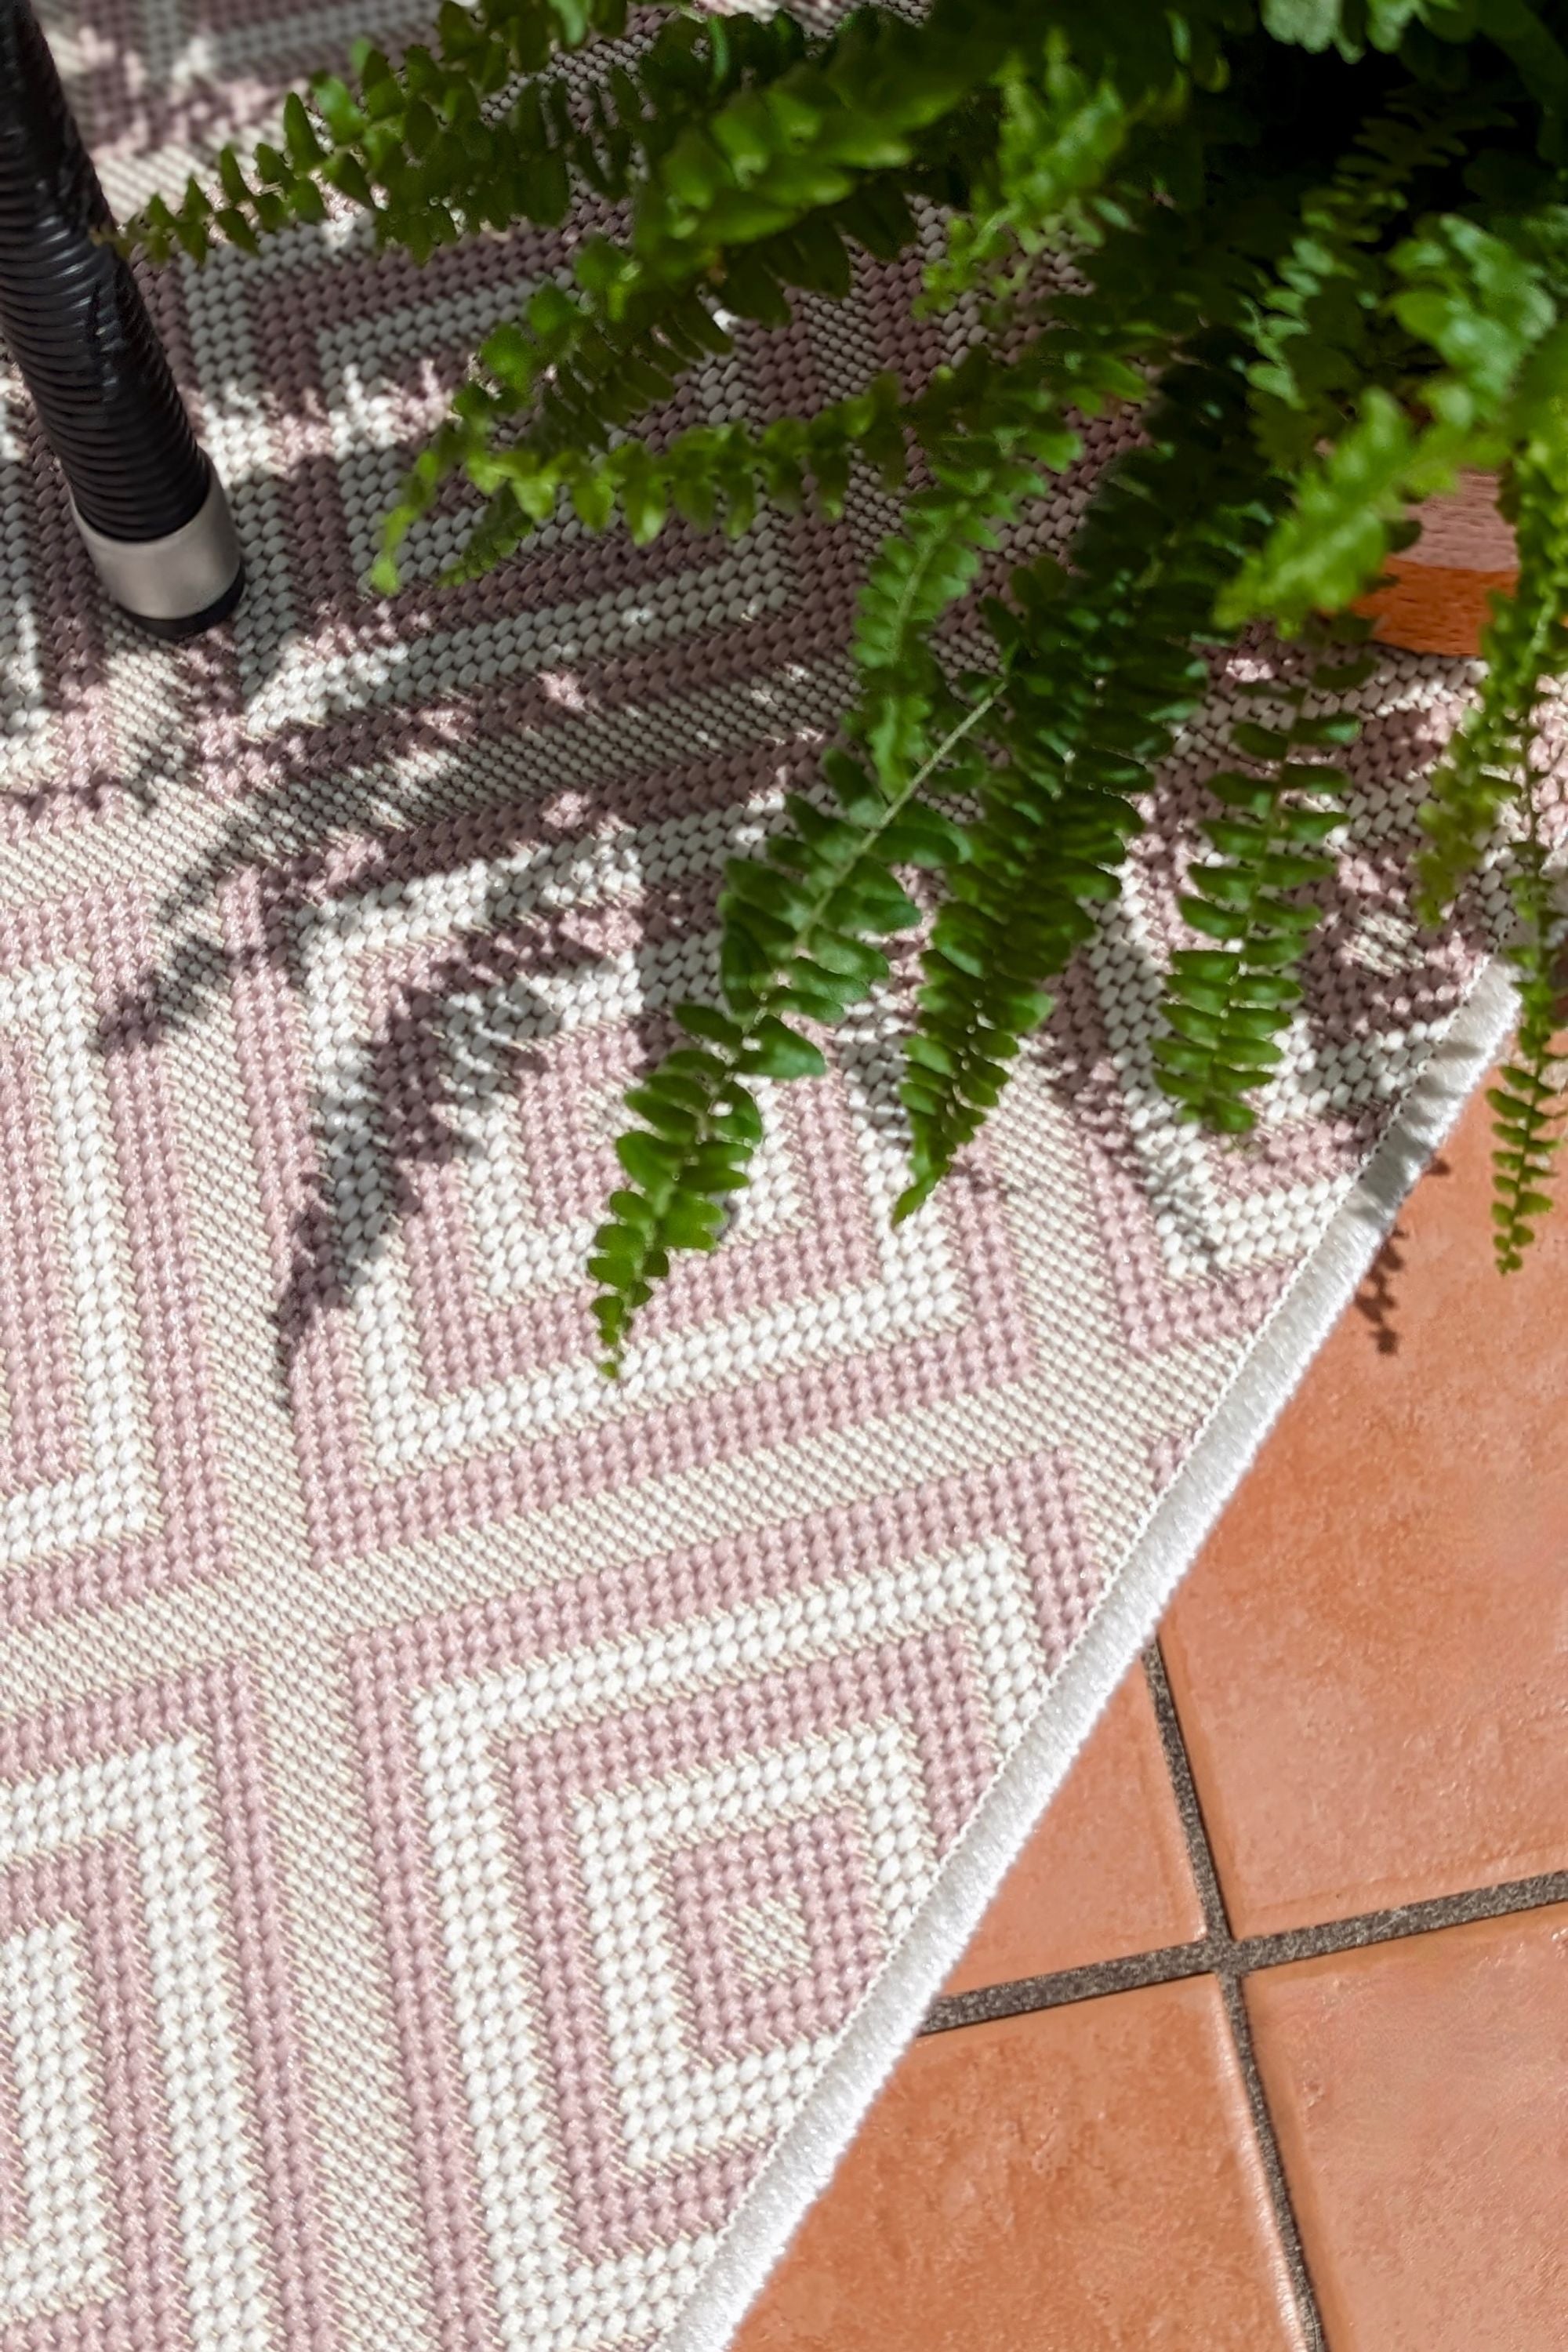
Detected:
[736,1078,1568,2352]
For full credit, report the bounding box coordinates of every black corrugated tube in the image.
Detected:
[0,0,242,631]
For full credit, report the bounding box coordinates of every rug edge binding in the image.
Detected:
[662,953,1519,2352]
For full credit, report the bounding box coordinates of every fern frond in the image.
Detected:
[423,370,911,583]
[120,0,1568,1321]
[895,350,1286,1210]
[120,0,663,264]
[368,0,1015,584]
[586,679,987,1374]
[1262,0,1568,118]
[1489,833,1567,1269]
[624,2,1007,280]
[1417,424,1568,917]
[1154,641,1370,1130]
[1245,94,1498,469]
[588,335,1094,1370]
[920,38,1141,314]
[1221,207,1568,635]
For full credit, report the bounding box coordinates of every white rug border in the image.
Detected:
[666,955,1517,2352]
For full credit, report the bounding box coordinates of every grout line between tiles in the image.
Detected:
[920,1862,1568,2031]
[924,1631,1568,2346]
[917,1641,1568,2342]
[1142,1639,1233,1940]
[1142,1641,1327,2352]
[1215,1969,1326,2352]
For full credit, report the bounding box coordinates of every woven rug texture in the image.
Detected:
[0,7,1517,2349]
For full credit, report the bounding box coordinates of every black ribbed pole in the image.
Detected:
[0,0,243,635]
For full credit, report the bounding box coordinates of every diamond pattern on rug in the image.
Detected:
[0,1662,334,2348]
[670,1815,881,2062]
[153,218,887,800]
[227,771,1037,1560]
[0,886,227,1626]
[0,401,129,829]
[348,1462,1094,2352]
[0,5,1523,2350]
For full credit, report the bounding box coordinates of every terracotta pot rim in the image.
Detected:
[1352,472,1516,659]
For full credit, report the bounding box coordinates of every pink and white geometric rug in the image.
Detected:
[0,5,1518,2348]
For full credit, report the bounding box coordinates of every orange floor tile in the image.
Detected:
[1160,1087,1568,1936]
[1247,1906,1568,2352]
[737,1983,1302,2352]
[731,1075,1568,2351]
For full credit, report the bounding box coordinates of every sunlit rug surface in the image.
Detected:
[0,7,1518,2349]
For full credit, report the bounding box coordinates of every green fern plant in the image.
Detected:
[124,0,1568,1364]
